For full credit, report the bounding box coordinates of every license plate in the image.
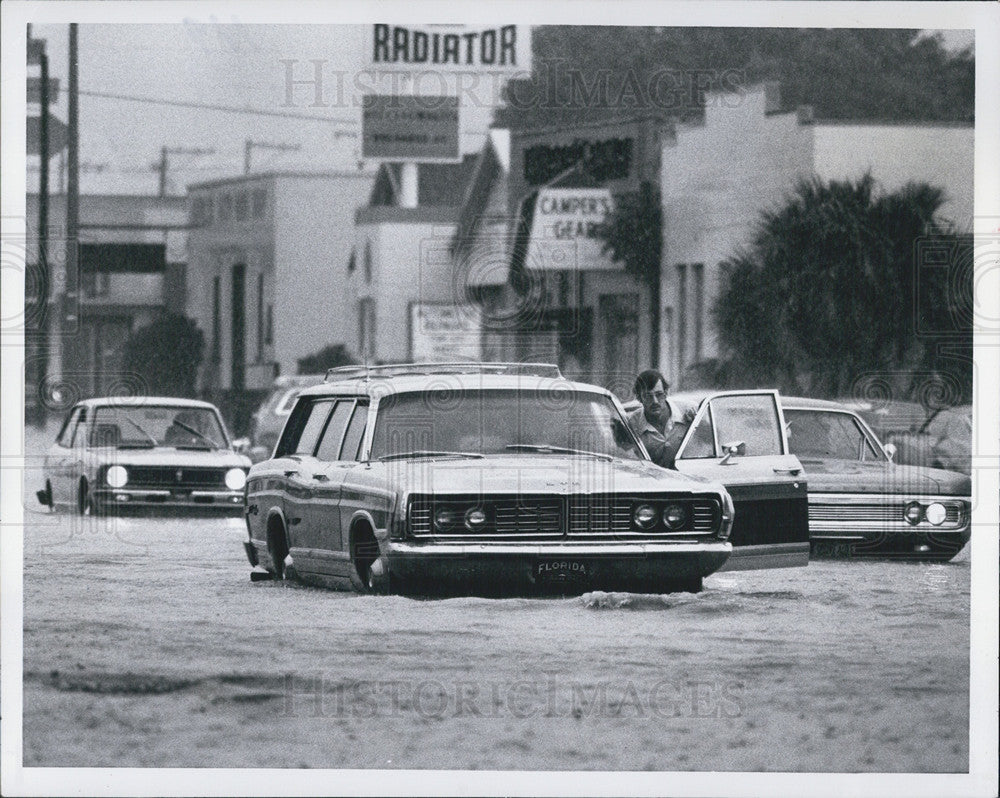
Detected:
[535,560,589,580]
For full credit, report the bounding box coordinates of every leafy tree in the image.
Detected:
[296,344,356,375]
[713,174,964,398]
[599,181,662,367]
[496,28,973,130]
[122,313,205,397]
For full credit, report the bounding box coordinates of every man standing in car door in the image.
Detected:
[627,369,695,469]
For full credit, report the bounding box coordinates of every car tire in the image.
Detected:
[44,481,55,511]
[349,524,380,593]
[266,517,290,581]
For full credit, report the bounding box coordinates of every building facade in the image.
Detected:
[185,171,374,405]
[350,157,479,364]
[659,83,974,388]
[24,192,187,416]
[457,116,670,392]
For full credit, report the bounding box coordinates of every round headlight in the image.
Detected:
[106,465,128,488]
[633,504,657,529]
[663,504,687,530]
[464,508,487,530]
[434,509,456,530]
[925,502,947,526]
[903,501,924,526]
[225,468,247,491]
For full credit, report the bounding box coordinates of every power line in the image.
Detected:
[74,87,360,125]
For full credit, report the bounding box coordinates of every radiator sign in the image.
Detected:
[368,24,530,73]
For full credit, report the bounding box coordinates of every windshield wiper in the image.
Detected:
[121,417,158,447]
[505,444,613,461]
[377,450,484,462]
[172,420,219,449]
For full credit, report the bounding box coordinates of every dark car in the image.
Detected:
[783,397,971,560]
[247,374,325,462]
[243,364,808,597]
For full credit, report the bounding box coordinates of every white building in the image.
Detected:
[186,170,374,396]
[659,83,974,387]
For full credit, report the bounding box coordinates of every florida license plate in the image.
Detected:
[535,560,589,581]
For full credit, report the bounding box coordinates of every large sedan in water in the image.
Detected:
[37,397,251,515]
[782,397,971,560]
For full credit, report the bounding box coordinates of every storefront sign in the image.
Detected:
[368,24,529,72]
[525,188,619,271]
[362,94,460,161]
[410,303,482,361]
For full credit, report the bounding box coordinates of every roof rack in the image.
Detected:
[324,362,563,382]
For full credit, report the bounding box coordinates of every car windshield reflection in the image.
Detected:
[369,389,642,461]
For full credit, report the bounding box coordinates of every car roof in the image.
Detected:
[74,397,221,410]
[298,373,617,399]
[781,396,861,412]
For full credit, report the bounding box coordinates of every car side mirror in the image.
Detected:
[232,436,251,455]
[719,440,746,465]
[884,442,896,461]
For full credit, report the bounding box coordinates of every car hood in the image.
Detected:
[90,446,251,469]
[797,458,970,496]
[373,455,724,497]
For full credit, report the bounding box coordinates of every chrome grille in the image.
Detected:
[409,505,432,535]
[567,500,632,535]
[494,500,561,535]
[124,466,227,488]
[809,501,964,528]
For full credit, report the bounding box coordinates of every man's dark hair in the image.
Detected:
[634,369,669,397]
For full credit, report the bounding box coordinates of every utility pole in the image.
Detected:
[244,139,300,174]
[156,146,215,197]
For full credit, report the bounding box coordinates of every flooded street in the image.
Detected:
[20,501,970,772]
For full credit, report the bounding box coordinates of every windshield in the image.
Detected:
[370,389,643,461]
[89,405,227,449]
[784,409,884,462]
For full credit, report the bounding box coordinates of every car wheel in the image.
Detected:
[266,517,290,580]
[76,479,91,515]
[349,524,380,593]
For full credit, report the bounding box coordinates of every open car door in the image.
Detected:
[673,390,809,570]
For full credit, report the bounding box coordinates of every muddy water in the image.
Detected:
[21,502,969,771]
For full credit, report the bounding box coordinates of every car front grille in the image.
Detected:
[124,466,228,489]
[407,495,720,540]
[809,501,965,528]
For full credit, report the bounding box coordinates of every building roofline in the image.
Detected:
[507,112,676,138]
[188,170,375,192]
[812,118,974,129]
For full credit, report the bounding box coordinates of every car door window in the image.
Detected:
[710,394,783,456]
[314,401,354,461]
[339,402,369,460]
[275,398,335,457]
[681,407,716,459]
[785,409,881,461]
[56,408,80,447]
[70,408,88,447]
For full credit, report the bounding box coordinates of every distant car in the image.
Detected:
[37,397,251,515]
[247,375,325,462]
[782,397,971,560]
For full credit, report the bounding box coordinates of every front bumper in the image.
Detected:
[93,487,245,512]
[384,539,732,592]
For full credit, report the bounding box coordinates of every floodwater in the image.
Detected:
[20,500,970,771]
